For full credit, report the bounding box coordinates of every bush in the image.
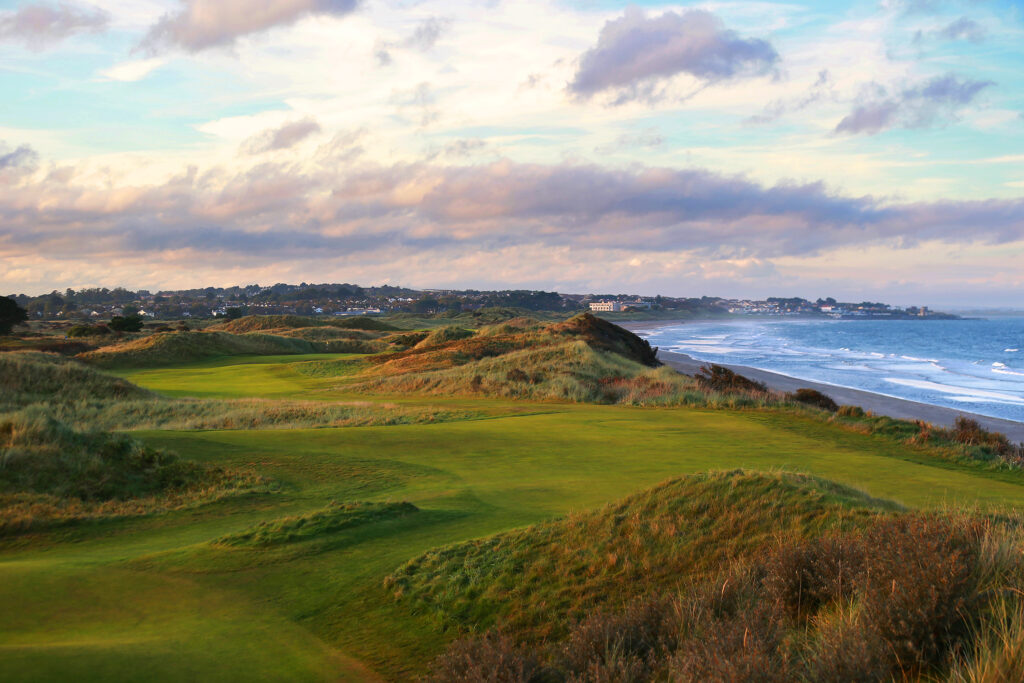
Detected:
[425,633,546,683]
[108,315,144,332]
[954,417,987,446]
[762,533,864,618]
[805,605,890,683]
[66,325,110,338]
[506,369,531,383]
[0,413,202,501]
[857,516,985,670]
[788,388,839,412]
[695,364,768,394]
[558,595,675,680]
[837,405,866,418]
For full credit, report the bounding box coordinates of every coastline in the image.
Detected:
[618,320,1024,443]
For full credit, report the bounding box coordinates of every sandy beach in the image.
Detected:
[619,319,1024,443]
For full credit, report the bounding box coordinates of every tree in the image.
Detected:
[225,307,244,320]
[0,296,28,334]
[108,315,144,332]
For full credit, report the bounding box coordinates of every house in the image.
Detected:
[589,301,624,312]
[588,299,652,312]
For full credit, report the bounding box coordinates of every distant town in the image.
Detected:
[4,283,957,322]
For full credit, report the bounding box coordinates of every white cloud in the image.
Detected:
[98,56,166,81]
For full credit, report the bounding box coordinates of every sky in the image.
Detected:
[1,0,1023,305]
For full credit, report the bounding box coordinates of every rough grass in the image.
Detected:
[413,326,474,349]
[215,501,419,547]
[335,314,665,404]
[216,315,399,333]
[0,351,153,408]
[0,413,203,501]
[7,398,479,432]
[386,470,899,642]
[354,341,656,402]
[385,306,565,329]
[78,330,334,368]
[0,413,270,535]
[424,480,1024,683]
[271,326,391,343]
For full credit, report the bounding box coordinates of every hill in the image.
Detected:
[410,471,1024,683]
[388,470,896,641]
[78,330,331,368]
[0,351,153,408]
[348,313,673,402]
[0,413,267,534]
[215,315,400,333]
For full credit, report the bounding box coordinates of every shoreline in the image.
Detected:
[618,321,1024,443]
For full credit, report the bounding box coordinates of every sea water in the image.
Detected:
[636,317,1024,423]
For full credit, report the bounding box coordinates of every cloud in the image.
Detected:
[835,73,993,135]
[390,83,439,128]
[438,138,488,159]
[936,16,986,42]
[98,57,167,82]
[0,2,108,49]
[375,16,449,65]
[886,0,944,14]
[0,143,39,175]
[594,128,665,154]
[568,8,778,103]
[402,17,449,51]
[4,155,1024,282]
[747,70,834,125]
[241,118,322,154]
[140,0,360,53]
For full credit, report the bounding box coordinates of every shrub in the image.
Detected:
[424,633,546,683]
[506,369,531,383]
[66,325,110,338]
[762,533,864,619]
[955,417,987,447]
[0,413,202,501]
[558,595,675,680]
[695,364,768,394]
[788,388,839,412]
[671,600,790,683]
[804,604,890,683]
[107,315,144,332]
[837,405,866,418]
[857,516,985,671]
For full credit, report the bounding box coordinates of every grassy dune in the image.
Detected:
[215,315,399,333]
[78,330,334,368]
[388,470,897,641]
[0,351,153,408]
[3,313,1024,681]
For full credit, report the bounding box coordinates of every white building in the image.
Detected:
[589,301,623,312]
[589,299,652,312]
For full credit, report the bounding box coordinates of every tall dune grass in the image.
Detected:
[0,413,271,535]
[419,473,1024,682]
[7,399,478,432]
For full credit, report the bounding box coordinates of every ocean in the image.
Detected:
[635,317,1024,424]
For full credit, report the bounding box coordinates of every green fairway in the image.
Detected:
[5,353,1024,681]
[114,353,360,398]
